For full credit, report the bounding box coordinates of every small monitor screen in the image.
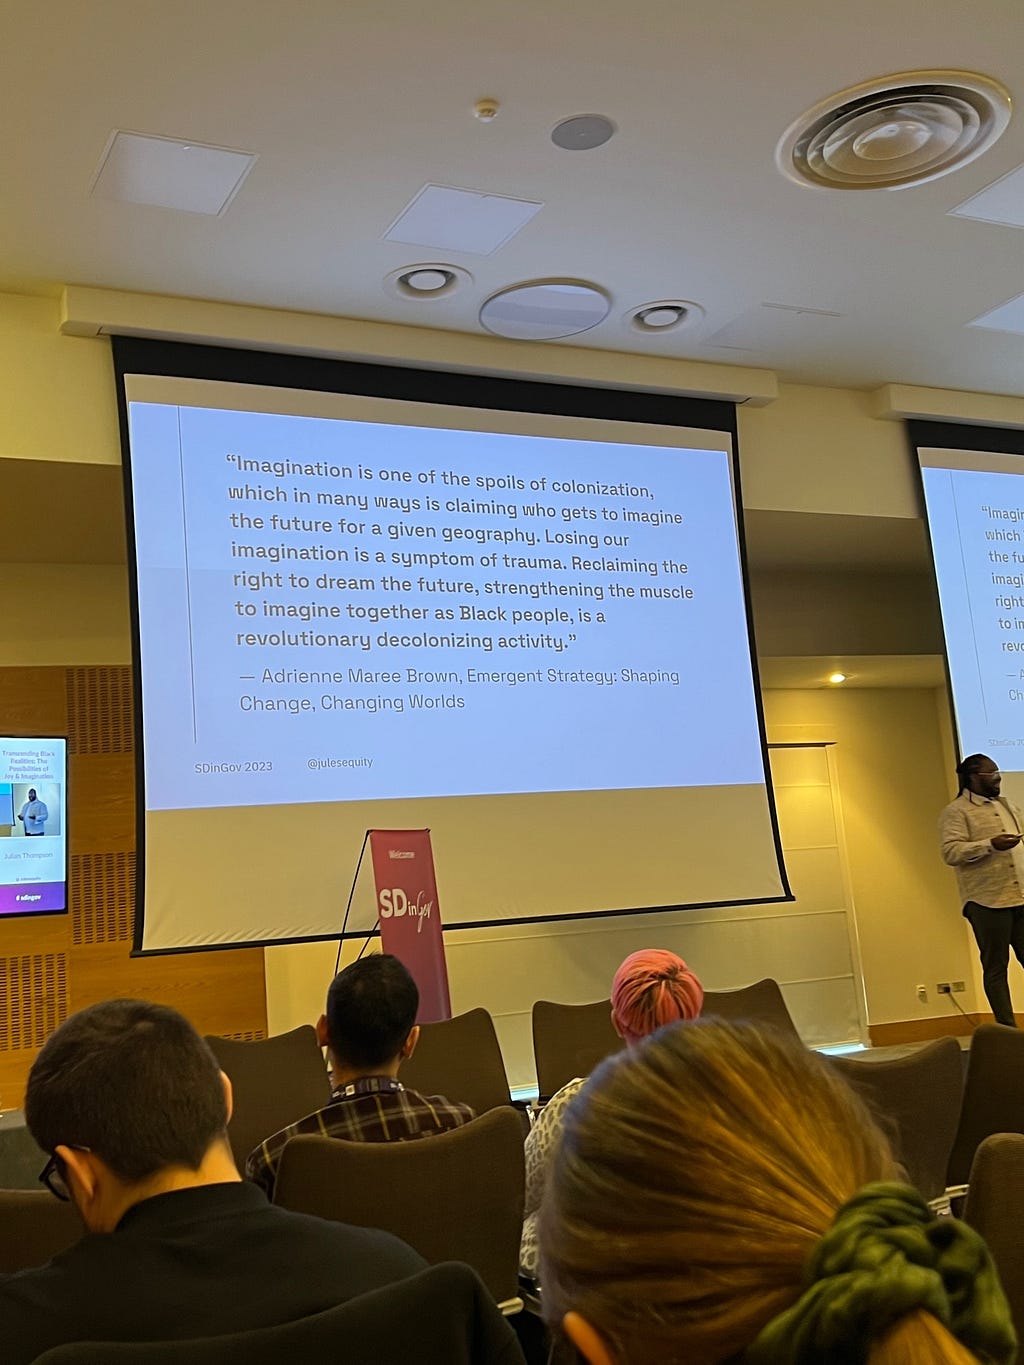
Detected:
[0,737,68,917]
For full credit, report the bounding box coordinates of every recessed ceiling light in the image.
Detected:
[777,70,1011,190]
[479,281,610,341]
[828,672,847,684]
[383,263,472,302]
[406,269,449,291]
[551,115,616,151]
[638,307,683,328]
[625,299,704,335]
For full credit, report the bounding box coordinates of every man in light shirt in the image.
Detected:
[17,788,48,836]
[939,754,1024,1026]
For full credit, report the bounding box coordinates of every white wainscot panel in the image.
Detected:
[770,745,830,786]
[788,977,862,1048]
[773,784,838,848]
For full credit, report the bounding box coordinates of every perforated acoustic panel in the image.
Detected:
[66,666,134,754]
[0,953,68,1050]
[71,852,135,945]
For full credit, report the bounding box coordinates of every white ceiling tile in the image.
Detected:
[383,185,543,256]
[92,132,257,216]
[968,291,1024,337]
[949,164,1024,229]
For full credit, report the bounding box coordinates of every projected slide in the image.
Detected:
[122,369,787,950]
[919,448,1024,767]
[130,402,763,810]
[0,738,67,916]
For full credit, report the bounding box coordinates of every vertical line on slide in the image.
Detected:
[176,407,199,743]
[950,472,988,725]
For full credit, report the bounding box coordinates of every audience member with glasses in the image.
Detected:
[1,999,428,1364]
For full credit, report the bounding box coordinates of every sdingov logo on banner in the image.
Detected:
[378,888,434,933]
[388,849,415,859]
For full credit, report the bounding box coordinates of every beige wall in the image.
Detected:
[751,570,942,658]
[0,295,119,466]
[738,384,921,519]
[0,285,999,1054]
[764,687,980,1024]
[0,565,131,666]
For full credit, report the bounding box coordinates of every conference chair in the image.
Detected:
[964,1133,1024,1348]
[204,1026,331,1171]
[32,1261,526,1365]
[400,1006,528,1131]
[531,998,623,1101]
[0,1189,80,1271]
[701,977,801,1039]
[829,1037,963,1203]
[947,1023,1024,1187]
[272,1107,526,1311]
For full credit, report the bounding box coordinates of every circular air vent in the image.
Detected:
[383,263,471,301]
[777,70,1011,190]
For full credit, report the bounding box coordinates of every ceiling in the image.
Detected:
[742,509,930,572]
[3,1,1024,394]
[758,655,945,689]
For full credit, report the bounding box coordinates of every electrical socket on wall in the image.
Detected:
[937,982,966,994]
[916,984,928,1003]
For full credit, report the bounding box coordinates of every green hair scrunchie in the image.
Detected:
[743,1182,1016,1365]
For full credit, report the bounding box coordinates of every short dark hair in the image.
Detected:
[25,999,228,1182]
[957,753,993,793]
[326,954,418,1070]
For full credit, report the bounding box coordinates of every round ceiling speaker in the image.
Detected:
[626,299,704,334]
[551,114,617,151]
[383,263,471,301]
[777,70,1011,189]
[479,280,610,340]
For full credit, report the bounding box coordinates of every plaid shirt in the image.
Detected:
[245,1075,475,1197]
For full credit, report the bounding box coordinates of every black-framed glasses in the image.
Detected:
[38,1146,90,1201]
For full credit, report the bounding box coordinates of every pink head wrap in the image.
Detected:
[610,949,703,1045]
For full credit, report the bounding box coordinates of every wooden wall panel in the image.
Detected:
[0,668,67,734]
[70,944,268,1038]
[0,665,267,1108]
[68,755,135,852]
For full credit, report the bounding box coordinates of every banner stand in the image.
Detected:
[339,829,452,1024]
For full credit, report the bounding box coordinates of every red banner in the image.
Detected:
[369,829,452,1023]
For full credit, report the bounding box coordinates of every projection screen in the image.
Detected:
[913,420,1024,814]
[115,339,789,952]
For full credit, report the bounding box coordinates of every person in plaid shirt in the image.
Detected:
[246,954,474,1196]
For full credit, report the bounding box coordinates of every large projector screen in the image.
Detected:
[914,421,1024,813]
[116,340,788,952]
